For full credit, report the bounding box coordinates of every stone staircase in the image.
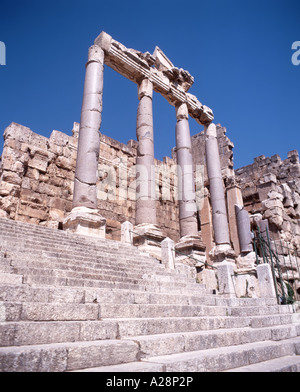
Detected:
[0,217,299,372]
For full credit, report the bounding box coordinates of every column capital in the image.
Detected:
[138,78,153,100]
[87,45,104,65]
[175,101,189,121]
[204,122,217,138]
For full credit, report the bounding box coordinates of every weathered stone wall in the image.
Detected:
[235,150,300,250]
[0,121,235,248]
[190,123,235,186]
[0,122,180,241]
[2,120,299,256]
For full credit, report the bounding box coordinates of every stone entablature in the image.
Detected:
[95,32,214,126]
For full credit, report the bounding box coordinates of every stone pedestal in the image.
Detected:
[121,221,133,245]
[161,237,176,270]
[257,263,277,299]
[209,244,236,265]
[133,223,165,260]
[217,261,236,297]
[175,235,206,268]
[63,207,106,238]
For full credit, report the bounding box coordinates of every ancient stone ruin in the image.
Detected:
[0,32,300,373]
[0,31,300,301]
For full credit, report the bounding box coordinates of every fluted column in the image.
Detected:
[204,123,231,247]
[135,78,156,225]
[175,102,198,238]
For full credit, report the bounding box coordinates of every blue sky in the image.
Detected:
[0,0,299,169]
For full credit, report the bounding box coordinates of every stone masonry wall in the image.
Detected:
[235,150,300,251]
[0,122,180,242]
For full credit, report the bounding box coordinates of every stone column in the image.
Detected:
[63,45,106,237]
[175,102,198,238]
[133,78,164,259]
[135,78,156,226]
[204,123,234,263]
[235,205,253,253]
[174,102,206,267]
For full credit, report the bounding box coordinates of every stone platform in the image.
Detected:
[0,218,299,372]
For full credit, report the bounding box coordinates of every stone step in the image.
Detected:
[0,283,205,306]
[4,301,287,322]
[1,317,298,350]
[140,338,300,372]
[2,243,161,269]
[1,302,101,322]
[224,354,300,372]
[124,325,300,359]
[0,273,23,285]
[0,284,280,309]
[69,337,300,373]
[0,339,140,372]
[9,257,196,284]
[110,314,294,338]
[21,273,204,295]
[0,220,153,256]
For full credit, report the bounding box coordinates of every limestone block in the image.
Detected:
[63,206,106,238]
[257,263,276,299]
[49,208,65,221]
[161,237,175,270]
[198,269,218,291]
[121,221,133,244]
[3,122,33,144]
[217,261,236,297]
[1,170,22,186]
[50,130,70,147]
[28,154,49,173]
[234,274,260,298]
[133,223,165,260]
[17,199,48,219]
[261,199,284,210]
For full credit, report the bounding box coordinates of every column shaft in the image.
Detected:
[73,45,104,209]
[176,103,198,238]
[135,79,156,225]
[204,123,230,246]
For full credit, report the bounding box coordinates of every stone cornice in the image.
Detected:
[94,32,214,125]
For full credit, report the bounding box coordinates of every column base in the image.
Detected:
[175,235,207,268]
[133,223,165,260]
[63,207,106,238]
[209,244,236,265]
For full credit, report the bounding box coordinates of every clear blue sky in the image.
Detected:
[0,0,299,169]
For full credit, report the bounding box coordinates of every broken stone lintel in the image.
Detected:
[94,31,214,125]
